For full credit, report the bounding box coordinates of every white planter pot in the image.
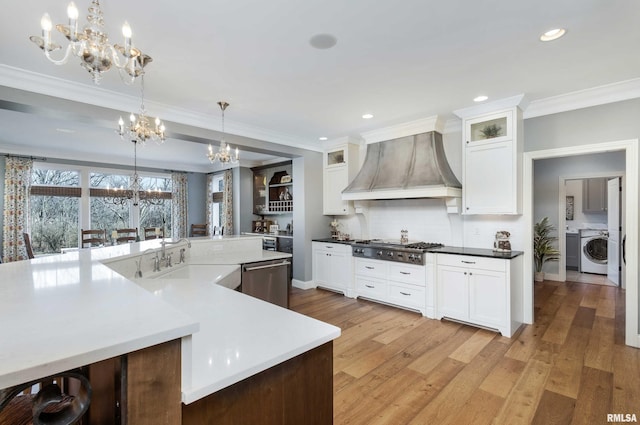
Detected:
[534,271,544,282]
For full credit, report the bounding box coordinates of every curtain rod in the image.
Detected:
[4,154,47,161]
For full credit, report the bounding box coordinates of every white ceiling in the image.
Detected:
[1,0,639,172]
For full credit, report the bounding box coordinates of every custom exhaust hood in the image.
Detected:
[341,130,461,201]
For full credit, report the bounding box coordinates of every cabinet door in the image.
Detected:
[464,140,515,214]
[468,269,506,328]
[582,178,607,213]
[465,110,513,146]
[328,252,349,290]
[313,248,332,286]
[323,166,351,215]
[566,233,579,270]
[436,265,469,320]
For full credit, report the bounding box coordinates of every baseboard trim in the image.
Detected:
[292,279,316,290]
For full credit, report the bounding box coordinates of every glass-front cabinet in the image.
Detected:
[465,110,513,146]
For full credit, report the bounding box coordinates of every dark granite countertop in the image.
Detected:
[311,238,355,245]
[429,246,523,259]
[244,232,293,239]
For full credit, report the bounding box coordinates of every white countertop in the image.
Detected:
[0,242,199,389]
[1,235,340,405]
[138,275,340,404]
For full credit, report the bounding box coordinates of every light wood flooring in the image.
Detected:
[290,279,640,425]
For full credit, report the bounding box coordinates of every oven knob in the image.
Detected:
[387,252,393,257]
[377,250,383,257]
[408,254,414,260]
[415,254,422,262]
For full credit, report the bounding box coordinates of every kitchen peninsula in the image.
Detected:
[0,236,340,424]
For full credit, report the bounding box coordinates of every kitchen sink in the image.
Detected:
[151,264,241,290]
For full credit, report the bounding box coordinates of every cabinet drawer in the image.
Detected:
[436,254,505,272]
[355,258,388,278]
[388,263,426,286]
[312,241,351,255]
[356,276,386,299]
[388,283,425,309]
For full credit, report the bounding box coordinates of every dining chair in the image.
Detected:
[190,224,208,237]
[115,228,138,244]
[81,229,106,248]
[144,227,163,240]
[23,233,35,259]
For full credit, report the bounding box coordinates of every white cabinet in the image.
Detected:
[354,257,433,317]
[435,253,523,337]
[323,143,359,215]
[312,242,353,296]
[461,108,523,215]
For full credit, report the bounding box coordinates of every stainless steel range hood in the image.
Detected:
[341,131,461,201]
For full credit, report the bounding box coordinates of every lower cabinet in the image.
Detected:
[312,242,352,296]
[354,257,431,316]
[436,253,523,337]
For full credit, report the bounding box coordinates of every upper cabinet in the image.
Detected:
[459,104,523,215]
[323,143,360,215]
[582,178,608,213]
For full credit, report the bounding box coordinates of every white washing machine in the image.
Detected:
[580,229,608,274]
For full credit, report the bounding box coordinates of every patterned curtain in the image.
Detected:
[206,173,214,234]
[222,169,233,234]
[171,172,188,239]
[2,157,33,262]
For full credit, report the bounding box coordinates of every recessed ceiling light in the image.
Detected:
[56,128,76,133]
[473,95,488,102]
[319,136,328,141]
[309,34,338,50]
[540,28,566,42]
[362,113,373,119]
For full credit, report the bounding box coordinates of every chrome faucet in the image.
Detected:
[161,238,191,259]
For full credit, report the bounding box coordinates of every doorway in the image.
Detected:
[524,139,639,348]
[559,173,624,288]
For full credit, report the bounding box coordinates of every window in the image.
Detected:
[29,163,173,254]
[139,175,172,236]
[30,168,81,254]
[209,174,224,231]
[90,172,131,233]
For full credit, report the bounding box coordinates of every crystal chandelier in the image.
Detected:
[29,0,151,85]
[107,139,164,207]
[117,74,166,144]
[207,101,239,164]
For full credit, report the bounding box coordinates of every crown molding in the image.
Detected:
[0,65,322,153]
[360,115,445,144]
[523,78,640,119]
[453,94,527,119]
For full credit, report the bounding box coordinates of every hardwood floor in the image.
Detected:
[290,280,640,425]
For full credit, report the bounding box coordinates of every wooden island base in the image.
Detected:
[182,341,334,425]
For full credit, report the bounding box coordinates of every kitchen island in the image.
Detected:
[0,235,340,424]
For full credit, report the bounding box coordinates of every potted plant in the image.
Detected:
[533,217,560,281]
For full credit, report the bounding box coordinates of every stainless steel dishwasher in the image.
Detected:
[241,259,291,308]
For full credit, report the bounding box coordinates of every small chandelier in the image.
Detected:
[107,139,164,207]
[117,74,166,144]
[207,101,239,164]
[29,0,151,85]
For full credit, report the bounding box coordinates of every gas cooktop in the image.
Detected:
[351,240,444,265]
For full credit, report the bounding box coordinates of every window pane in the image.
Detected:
[90,197,130,237]
[32,169,79,187]
[90,172,129,189]
[140,199,172,238]
[30,195,79,254]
